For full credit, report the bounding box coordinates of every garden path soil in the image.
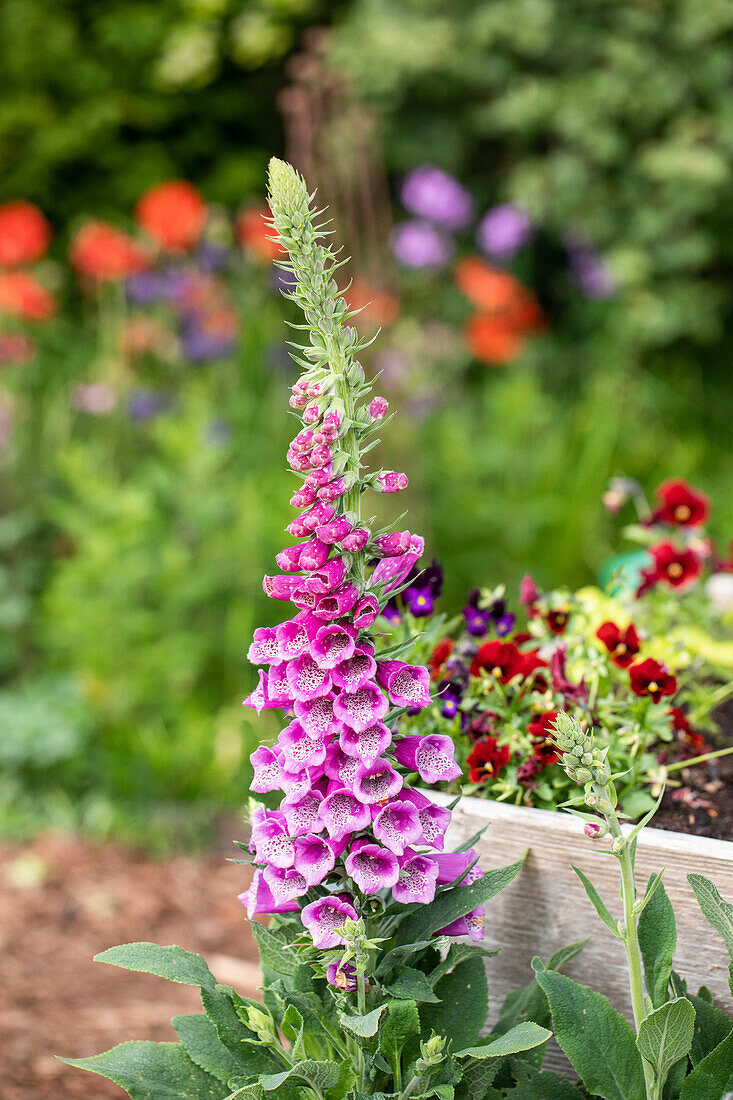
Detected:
[0,831,261,1100]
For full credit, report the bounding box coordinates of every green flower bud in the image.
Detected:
[246,1006,275,1042]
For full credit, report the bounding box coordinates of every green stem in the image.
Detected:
[665,743,733,774]
[399,1073,426,1100]
[606,810,655,1100]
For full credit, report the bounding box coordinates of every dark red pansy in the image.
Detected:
[546,608,569,635]
[596,621,641,668]
[652,479,709,528]
[466,737,511,784]
[470,639,523,681]
[629,658,677,703]
[649,542,701,589]
[528,710,561,765]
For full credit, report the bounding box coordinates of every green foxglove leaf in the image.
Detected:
[60,1041,226,1099]
[259,1060,342,1093]
[381,999,420,1067]
[571,866,621,939]
[679,1030,733,1100]
[324,1061,356,1100]
[688,873,733,996]
[340,1004,387,1038]
[386,967,440,1003]
[281,1004,305,1059]
[544,939,589,972]
[419,958,488,1052]
[172,1014,244,1083]
[638,877,677,1009]
[534,963,645,1100]
[503,1069,586,1099]
[222,1082,263,1100]
[455,1059,502,1100]
[427,943,500,989]
[200,989,279,1076]
[636,997,695,1091]
[251,923,300,978]
[456,1022,551,1059]
[687,992,733,1066]
[94,942,217,989]
[396,856,524,946]
[377,939,448,977]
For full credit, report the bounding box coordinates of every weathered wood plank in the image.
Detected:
[430,792,733,1075]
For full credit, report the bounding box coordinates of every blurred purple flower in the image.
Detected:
[180,312,237,361]
[476,204,532,262]
[400,165,473,230]
[196,242,229,274]
[127,389,169,421]
[564,233,615,300]
[390,220,454,269]
[126,272,171,305]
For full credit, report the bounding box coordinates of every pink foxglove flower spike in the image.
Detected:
[242,158,480,946]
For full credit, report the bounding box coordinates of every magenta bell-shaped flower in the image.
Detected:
[393,850,439,904]
[376,660,432,709]
[393,733,461,784]
[301,895,358,948]
[345,838,400,894]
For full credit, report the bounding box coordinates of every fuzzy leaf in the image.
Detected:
[688,873,733,996]
[222,1083,263,1100]
[571,865,621,939]
[427,943,500,989]
[687,992,733,1066]
[456,1022,551,1059]
[381,999,420,1066]
[340,1005,387,1038]
[455,1059,502,1100]
[377,939,448,976]
[636,998,695,1091]
[94,943,217,990]
[679,1030,733,1100]
[172,1015,244,1084]
[420,958,488,1052]
[386,967,440,1003]
[502,1070,586,1098]
[534,963,646,1100]
[638,876,677,1009]
[200,989,279,1076]
[260,1060,342,1092]
[251,923,300,979]
[60,1041,226,1099]
[396,856,525,946]
[545,939,589,972]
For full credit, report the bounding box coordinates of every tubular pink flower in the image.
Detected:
[372,800,421,855]
[368,396,388,420]
[333,683,389,732]
[439,909,485,941]
[239,871,299,917]
[339,721,391,764]
[304,558,349,595]
[377,471,408,493]
[399,789,452,851]
[312,583,359,620]
[294,694,339,737]
[352,594,380,629]
[250,745,283,793]
[290,486,316,508]
[392,851,439,904]
[263,574,303,600]
[317,476,348,502]
[434,849,483,886]
[286,654,333,701]
[323,743,362,788]
[310,623,357,669]
[353,759,403,804]
[275,615,313,661]
[278,720,328,770]
[341,527,370,552]
[393,734,461,784]
[281,791,324,836]
[292,834,338,886]
[331,648,377,692]
[316,516,354,545]
[372,531,412,557]
[371,535,425,591]
[345,839,399,894]
[297,538,331,572]
[262,663,294,708]
[263,865,309,904]
[376,660,432,709]
[301,895,357,948]
[321,788,371,840]
[247,626,280,665]
[250,809,295,868]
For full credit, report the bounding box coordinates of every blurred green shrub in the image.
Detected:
[0,0,330,222]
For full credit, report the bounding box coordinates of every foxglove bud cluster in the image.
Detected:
[552,711,610,786]
[240,160,474,953]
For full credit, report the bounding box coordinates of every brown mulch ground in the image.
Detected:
[0,831,261,1100]
[655,749,733,840]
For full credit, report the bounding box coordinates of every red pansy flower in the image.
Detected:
[629,658,677,703]
[0,272,56,321]
[668,707,708,755]
[649,541,701,589]
[528,710,561,766]
[135,181,207,252]
[596,621,641,668]
[467,737,511,783]
[546,608,569,635]
[652,479,709,528]
[70,221,149,282]
[429,637,454,681]
[0,200,51,266]
[470,639,523,681]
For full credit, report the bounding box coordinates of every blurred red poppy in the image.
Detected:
[135,181,207,252]
[0,201,51,267]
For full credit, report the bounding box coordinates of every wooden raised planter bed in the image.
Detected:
[429,790,733,1066]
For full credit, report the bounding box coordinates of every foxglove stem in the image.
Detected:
[664,742,733,774]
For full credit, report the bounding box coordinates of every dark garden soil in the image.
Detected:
[0,829,261,1100]
[653,702,733,841]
